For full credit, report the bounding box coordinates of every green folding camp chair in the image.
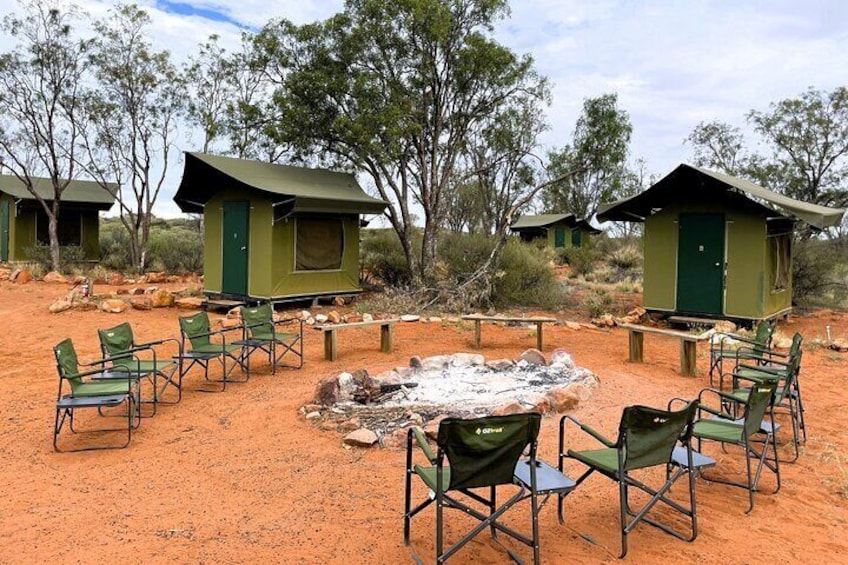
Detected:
[709,319,776,388]
[687,382,780,513]
[98,322,181,415]
[559,401,703,558]
[53,338,140,452]
[178,312,247,393]
[729,333,804,462]
[404,413,573,564]
[237,303,303,375]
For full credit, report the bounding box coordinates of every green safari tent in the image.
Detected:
[510,214,601,249]
[597,163,846,321]
[0,175,116,263]
[173,153,387,301]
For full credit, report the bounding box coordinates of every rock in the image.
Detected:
[217,317,241,329]
[9,268,21,282]
[615,315,640,325]
[305,411,322,421]
[302,403,323,413]
[129,296,153,311]
[446,316,461,324]
[328,310,342,324]
[129,287,144,295]
[486,359,515,371]
[409,355,423,369]
[227,307,241,319]
[531,397,552,414]
[150,289,175,308]
[338,418,361,432]
[549,348,576,370]
[564,382,593,402]
[830,338,848,352]
[99,299,127,314]
[564,321,581,330]
[580,372,601,388]
[175,297,204,310]
[401,314,420,322]
[320,420,337,431]
[362,313,374,322]
[343,428,379,447]
[519,348,547,366]
[305,317,316,325]
[428,316,442,323]
[627,306,647,318]
[714,320,737,334]
[333,296,346,306]
[144,286,159,294]
[48,299,72,314]
[145,272,167,284]
[314,314,329,324]
[337,372,357,402]
[591,314,616,328]
[421,355,452,370]
[14,269,33,284]
[344,313,363,323]
[772,332,793,349]
[116,288,130,295]
[383,428,410,451]
[450,353,485,367]
[107,273,126,286]
[299,310,311,320]
[546,388,580,412]
[75,298,98,311]
[372,370,401,386]
[314,375,340,405]
[424,415,448,440]
[490,402,526,416]
[43,271,67,284]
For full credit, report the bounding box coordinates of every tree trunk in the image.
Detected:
[48,199,61,272]
[419,221,439,284]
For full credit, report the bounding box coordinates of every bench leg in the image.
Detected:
[629,331,644,363]
[473,321,481,349]
[536,322,543,351]
[381,324,393,353]
[324,330,337,362]
[681,340,697,376]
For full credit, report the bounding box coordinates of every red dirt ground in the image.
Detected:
[1,280,847,564]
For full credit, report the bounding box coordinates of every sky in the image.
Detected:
[1,0,847,217]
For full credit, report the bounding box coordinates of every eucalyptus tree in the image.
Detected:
[84,4,185,272]
[255,0,549,286]
[0,0,90,271]
[184,34,233,154]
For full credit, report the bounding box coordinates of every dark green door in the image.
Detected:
[222,201,249,296]
[0,200,9,262]
[571,228,582,248]
[554,228,566,248]
[676,213,725,315]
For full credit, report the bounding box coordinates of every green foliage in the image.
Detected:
[608,245,642,272]
[492,238,564,309]
[792,238,848,308]
[558,246,598,277]
[584,288,614,318]
[22,245,87,273]
[100,217,203,274]
[360,229,413,287]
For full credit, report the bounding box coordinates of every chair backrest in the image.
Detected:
[98,322,135,359]
[742,382,778,438]
[180,312,211,349]
[54,338,82,393]
[619,402,698,472]
[777,333,803,398]
[437,413,541,491]
[753,320,775,346]
[241,304,273,337]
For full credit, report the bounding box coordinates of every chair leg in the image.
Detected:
[619,479,629,558]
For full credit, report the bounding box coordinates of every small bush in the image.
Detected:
[147,227,204,274]
[608,245,642,271]
[493,239,564,309]
[793,238,848,308]
[360,229,413,287]
[584,288,614,318]
[99,222,133,271]
[558,246,598,277]
[22,245,87,273]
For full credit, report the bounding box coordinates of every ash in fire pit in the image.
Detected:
[303,348,600,448]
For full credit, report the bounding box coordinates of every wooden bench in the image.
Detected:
[313,319,399,361]
[618,323,708,376]
[461,315,558,351]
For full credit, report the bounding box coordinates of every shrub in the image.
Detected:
[147,227,204,273]
[608,245,642,272]
[558,246,598,277]
[492,238,564,309]
[22,245,87,273]
[584,288,614,318]
[360,228,413,287]
[793,237,848,308]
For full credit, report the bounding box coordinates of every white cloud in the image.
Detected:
[1,0,846,216]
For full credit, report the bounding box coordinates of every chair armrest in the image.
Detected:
[736,361,788,375]
[137,337,181,349]
[560,415,615,448]
[274,317,303,326]
[696,387,743,420]
[407,427,436,464]
[64,365,132,381]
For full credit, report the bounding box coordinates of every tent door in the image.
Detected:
[222,201,249,296]
[0,200,9,262]
[571,228,582,248]
[676,213,725,315]
[554,228,566,248]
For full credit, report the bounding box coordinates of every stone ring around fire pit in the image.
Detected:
[299,347,600,450]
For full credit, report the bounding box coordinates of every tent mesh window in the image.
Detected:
[768,233,791,292]
[295,218,344,271]
[36,208,83,246]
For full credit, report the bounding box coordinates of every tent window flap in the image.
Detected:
[769,234,790,292]
[295,218,344,271]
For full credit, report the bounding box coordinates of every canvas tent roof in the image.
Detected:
[597,163,845,230]
[0,174,116,210]
[174,153,387,215]
[511,213,601,234]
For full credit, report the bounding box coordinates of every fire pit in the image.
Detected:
[303,348,600,448]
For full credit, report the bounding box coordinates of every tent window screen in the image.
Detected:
[36,209,82,246]
[769,234,790,292]
[295,218,344,271]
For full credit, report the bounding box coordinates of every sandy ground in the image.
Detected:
[1,280,847,564]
